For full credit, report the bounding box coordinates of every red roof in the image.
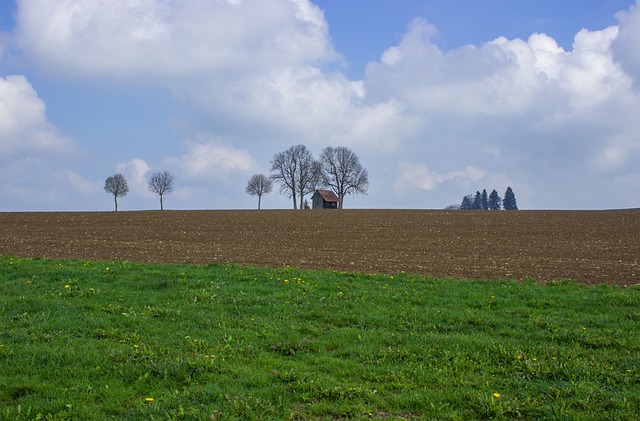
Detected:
[314,189,339,203]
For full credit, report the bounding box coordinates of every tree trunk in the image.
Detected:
[258,194,262,210]
[114,196,118,212]
[160,194,164,210]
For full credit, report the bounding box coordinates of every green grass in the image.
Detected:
[1,256,639,420]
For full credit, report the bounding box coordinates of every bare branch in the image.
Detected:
[319,146,368,209]
[246,174,273,210]
[104,173,129,212]
[270,144,317,209]
[148,171,175,210]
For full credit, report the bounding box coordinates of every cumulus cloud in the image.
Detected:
[14,0,336,79]
[64,170,101,195]
[394,163,486,192]
[0,74,95,210]
[116,158,151,196]
[5,0,640,210]
[364,13,640,208]
[165,135,257,180]
[0,75,76,157]
[211,66,407,151]
[612,0,640,81]
[366,18,633,116]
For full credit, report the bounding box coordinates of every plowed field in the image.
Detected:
[1,210,638,285]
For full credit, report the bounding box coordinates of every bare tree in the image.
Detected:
[148,171,175,210]
[246,174,273,210]
[270,150,297,209]
[104,173,129,212]
[300,155,322,208]
[318,146,368,209]
[270,145,318,209]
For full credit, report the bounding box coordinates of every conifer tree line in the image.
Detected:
[459,187,518,210]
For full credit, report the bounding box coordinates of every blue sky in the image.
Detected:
[1,0,639,211]
[317,0,634,77]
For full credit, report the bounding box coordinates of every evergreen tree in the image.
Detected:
[488,189,501,210]
[481,189,489,210]
[460,195,473,210]
[471,191,482,210]
[503,186,518,210]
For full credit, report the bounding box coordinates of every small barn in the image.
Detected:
[312,189,339,209]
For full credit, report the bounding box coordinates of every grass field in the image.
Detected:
[1,256,639,420]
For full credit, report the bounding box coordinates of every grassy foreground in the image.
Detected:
[1,256,639,420]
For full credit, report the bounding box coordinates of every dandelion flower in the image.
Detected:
[64,285,70,289]
[145,397,154,402]
[493,393,501,399]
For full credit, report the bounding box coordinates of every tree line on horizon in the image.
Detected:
[447,187,518,211]
[246,144,369,210]
[103,152,517,212]
[104,171,175,212]
[102,145,368,212]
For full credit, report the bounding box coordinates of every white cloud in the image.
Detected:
[0,74,76,157]
[5,0,640,210]
[612,0,640,82]
[116,158,151,196]
[213,65,407,151]
[0,159,103,211]
[394,163,486,193]
[165,135,257,180]
[0,74,95,210]
[366,18,633,116]
[14,0,336,79]
[364,13,640,209]
[64,170,101,195]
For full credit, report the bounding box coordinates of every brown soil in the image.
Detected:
[1,209,638,285]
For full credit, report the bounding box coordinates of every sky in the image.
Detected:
[1,0,639,211]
